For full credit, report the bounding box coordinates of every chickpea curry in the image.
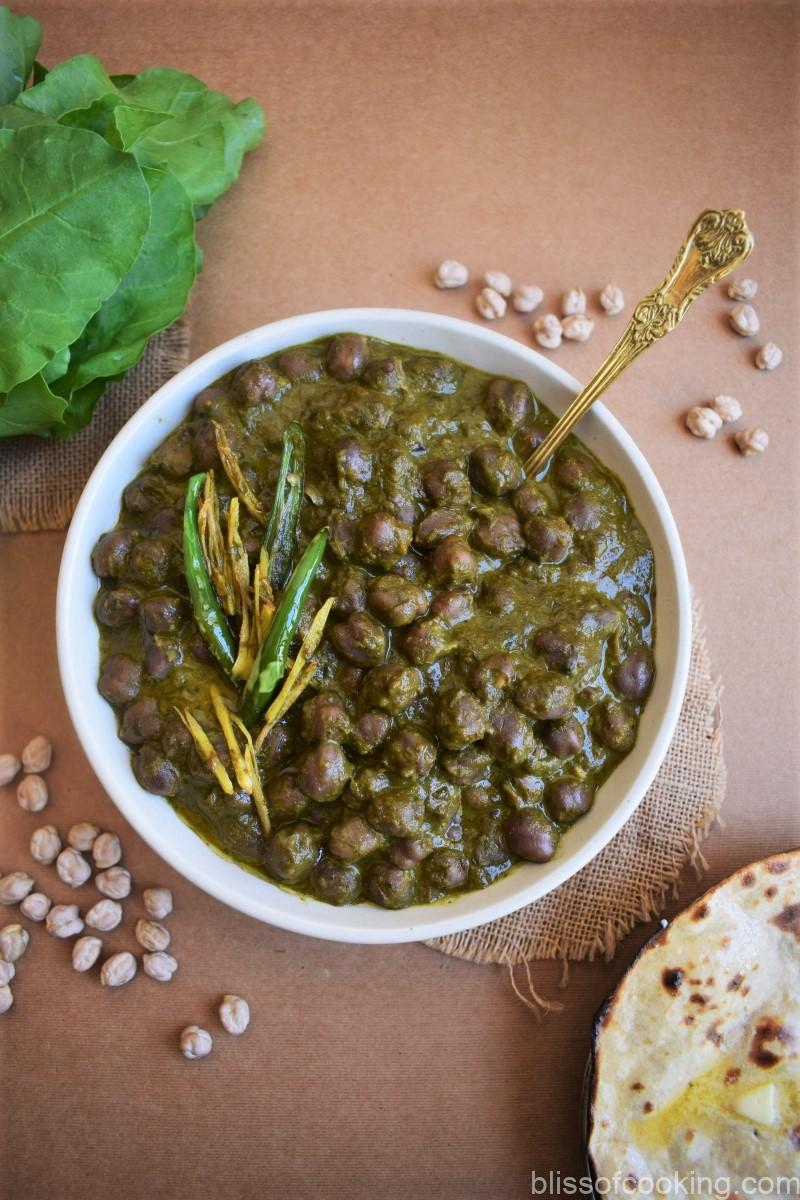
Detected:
[92,333,655,910]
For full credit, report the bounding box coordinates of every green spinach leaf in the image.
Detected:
[0,6,40,104]
[56,165,197,398]
[0,123,151,393]
[0,372,67,437]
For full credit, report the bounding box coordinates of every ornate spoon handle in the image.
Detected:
[524,208,755,475]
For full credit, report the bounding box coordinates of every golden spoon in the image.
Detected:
[524,208,755,475]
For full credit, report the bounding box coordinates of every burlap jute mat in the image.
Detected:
[427,595,725,971]
[0,322,190,534]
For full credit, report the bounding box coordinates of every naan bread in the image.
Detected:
[588,851,800,1193]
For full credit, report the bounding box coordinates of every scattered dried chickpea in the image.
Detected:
[135,919,170,952]
[180,1025,213,1060]
[475,287,507,320]
[709,395,742,424]
[0,960,14,986]
[512,284,543,314]
[532,313,563,349]
[0,872,35,905]
[85,899,123,932]
[433,259,469,289]
[562,313,594,343]
[92,832,122,870]
[0,924,30,962]
[21,735,52,774]
[599,284,624,315]
[728,278,757,301]
[68,822,100,852]
[143,888,173,920]
[20,892,51,922]
[734,427,769,456]
[686,406,723,439]
[561,288,587,316]
[755,342,782,371]
[729,303,759,337]
[0,985,13,1015]
[56,847,92,888]
[95,866,132,899]
[16,774,48,813]
[483,270,512,297]
[143,951,178,982]
[30,825,61,865]
[219,994,250,1036]
[72,936,103,973]
[0,754,21,786]
[46,904,84,939]
[100,951,137,988]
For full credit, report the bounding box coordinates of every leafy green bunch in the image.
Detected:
[0,6,265,438]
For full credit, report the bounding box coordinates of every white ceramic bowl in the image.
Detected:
[58,308,691,943]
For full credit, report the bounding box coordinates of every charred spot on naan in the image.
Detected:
[772,902,800,942]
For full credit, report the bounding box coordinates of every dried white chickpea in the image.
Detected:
[0,959,14,986]
[433,259,469,289]
[561,288,587,316]
[180,1025,213,1060]
[219,994,250,1036]
[0,872,35,905]
[709,394,742,423]
[100,950,137,988]
[729,303,759,337]
[512,284,544,314]
[0,985,13,1015]
[20,892,51,923]
[92,832,122,870]
[475,286,506,320]
[562,314,594,343]
[85,899,122,932]
[0,924,29,962]
[46,904,84,939]
[135,918,170,952]
[30,825,61,865]
[0,754,21,786]
[734,427,769,456]
[67,822,100,852]
[532,313,563,350]
[56,847,92,889]
[72,936,103,972]
[728,277,757,302]
[755,342,782,371]
[143,887,173,920]
[599,284,625,315]
[685,406,723,439]
[22,735,52,774]
[16,774,48,813]
[95,866,132,900]
[483,270,512,298]
[143,951,178,982]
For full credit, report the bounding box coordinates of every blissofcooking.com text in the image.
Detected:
[531,1171,800,1196]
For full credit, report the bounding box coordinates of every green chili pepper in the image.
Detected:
[241,527,328,726]
[183,472,236,674]
[262,422,305,590]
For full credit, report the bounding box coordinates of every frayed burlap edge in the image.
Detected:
[426,595,725,969]
[0,321,190,534]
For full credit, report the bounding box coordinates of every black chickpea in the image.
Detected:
[95,587,140,629]
[262,822,321,884]
[422,458,472,506]
[472,510,524,558]
[99,655,141,705]
[429,536,477,587]
[355,511,413,569]
[540,716,584,758]
[364,863,416,909]
[233,360,280,405]
[277,349,323,383]
[312,858,361,905]
[329,611,388,667]
[426,848,469,891]
[523,514,574,563]
[593,699,638,752]
[401,617,453,666]
[295,742,352,802]
[545,777,594,823]
[349,710,393,754]
[301,691,352,743]
[92,529,136,578]
[511,480,548,518]
[328,813,381,861]
[327,333,367,382]
[469,653,516,703]
[514,671,574,719]
[367,574,428,627]
[414,508,472,550]
[383,729,436,778]
[614,649,655,701]
[429,589,474,626]
[503,811,558,862]
[435,688,486,751]
[484,378,532,434]
[362,664,423,714]
[484,706,536,766]
[468,444,525,496]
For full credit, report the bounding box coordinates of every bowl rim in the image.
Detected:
[57,307,692,943]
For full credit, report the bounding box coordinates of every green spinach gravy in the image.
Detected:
[92,334,655,909]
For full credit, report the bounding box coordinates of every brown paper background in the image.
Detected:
[1,2,798,1196]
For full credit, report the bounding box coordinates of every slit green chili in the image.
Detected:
[183,472,236,674]
[240,526,328,726]
[262,422,305,590]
